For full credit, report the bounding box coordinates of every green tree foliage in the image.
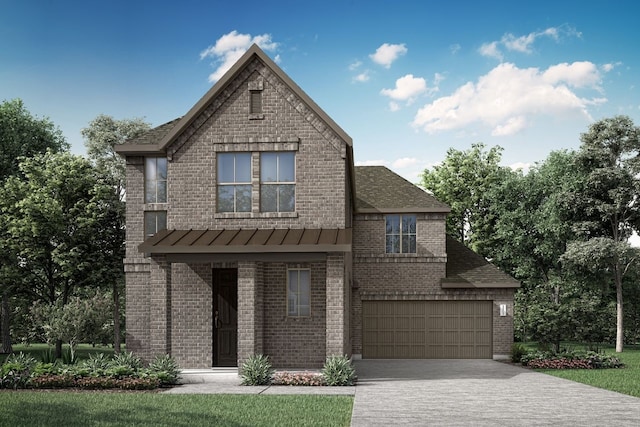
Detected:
[0,152,122,357]
[0,99,67,179]
[30,291,113,362]
[561,116,640,352]
[421,143,505,252]
[0,99,68,354]
[81,114,150,353]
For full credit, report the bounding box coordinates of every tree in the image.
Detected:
[31,291,113,362]
[561,116,640,352]
[81,114,151,353]
[421,143,505,252]
[1,151,122,357]
[0,99,68,354]
[484,151,587,350]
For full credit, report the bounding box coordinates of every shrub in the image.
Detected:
[118,377,160,390]
[1,353,37,389]
[78,353,111,377]
[510,343,528,364]
[240,354,274,386]
[111,351,143,370]
[148,354,180,386]
[31,374,75,389]
[321,356,356,386]
[32,362,61,376]
[522,350,624,369]
[75,376,118,389]
[39,348,56,364]
[272,371,325,386]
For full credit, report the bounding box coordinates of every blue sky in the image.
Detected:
[2,0,640,183]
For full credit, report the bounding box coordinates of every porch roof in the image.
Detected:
[139,228,352,254]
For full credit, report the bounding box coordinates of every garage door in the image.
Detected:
[362,301,492,359]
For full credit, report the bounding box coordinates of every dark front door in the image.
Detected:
[213,269,238,367]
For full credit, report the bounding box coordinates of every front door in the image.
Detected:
[213,269,238,367]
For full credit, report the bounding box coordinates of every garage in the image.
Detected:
[362,300,493,359]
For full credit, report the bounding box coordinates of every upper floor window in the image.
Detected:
[144,211,167,239]
[260,152,295,212]
[287,269,310,317]
[217,153,251,212]
[145,157,167,203]
[385,214,416,254]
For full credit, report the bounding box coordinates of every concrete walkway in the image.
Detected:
[163,368,355,396]
[164,360,640,426]
[351,359,640,426]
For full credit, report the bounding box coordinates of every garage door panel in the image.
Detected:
[363,301,492,359]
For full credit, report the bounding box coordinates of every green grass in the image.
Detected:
[536,346,640,398]
[1,343,117,363]
[0,392,353,427]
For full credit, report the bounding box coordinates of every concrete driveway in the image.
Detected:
[351,359,640,426]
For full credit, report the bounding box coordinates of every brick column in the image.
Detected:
[237,261,263,367]
[149,255,171,356]
[326,253,345,358]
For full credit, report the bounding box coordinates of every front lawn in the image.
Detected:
[0,392,354,427]
[537,346,640,398]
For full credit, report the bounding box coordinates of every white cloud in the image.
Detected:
[601,62,622,73]
[492,116,527,136]
[478,41,502,61]
[479,26,578,60]
[355,159,390,166]
[353,71,370,83]
[370,43,407,68]
[389,101,400,112]
[349,60,362,71]
[200,31,278,82]
[412,61,606,136]
[392,157,420,168]
[450,44,461,55]
[381,74,427,103]
[508,162,532,173]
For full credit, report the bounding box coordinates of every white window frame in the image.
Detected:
[260,152,295,212]
[385,214,417,254]
[144,211,167,239]
[287,268,310,317]
[145,157,167,203]
[217,153,252,213]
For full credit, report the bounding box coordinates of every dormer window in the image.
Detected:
[385,214,416,253]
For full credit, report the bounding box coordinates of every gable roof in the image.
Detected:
[354,166,450,213]
[443,236,520,288]
[115,44,351,155]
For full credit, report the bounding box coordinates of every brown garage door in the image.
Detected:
[362,301,492,359]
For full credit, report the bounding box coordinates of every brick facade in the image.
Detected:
[118,45,516,369]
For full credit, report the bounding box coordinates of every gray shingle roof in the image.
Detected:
[125,118,182,145]
[354,166,450,213]
[443,236,520,288]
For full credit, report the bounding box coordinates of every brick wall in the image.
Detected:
[262,262,327,369]
[351,213,515,357]
[170,263,213,368]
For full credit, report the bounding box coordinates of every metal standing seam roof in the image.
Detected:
[139,228,352,254]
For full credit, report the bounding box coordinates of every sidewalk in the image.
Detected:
[162,368,355,395]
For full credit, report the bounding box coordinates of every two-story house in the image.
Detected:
[115,44,519,369]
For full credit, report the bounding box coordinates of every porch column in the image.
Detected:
[149,254,171,356]
[237,261,263,367]
[326,253,346,357]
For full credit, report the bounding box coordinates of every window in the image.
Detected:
[144,211,167,239]
[287,269,310,317]
[217,153,252,212]
[260,152,295,212]
[385,214,416,253]
[145,157,167,203]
